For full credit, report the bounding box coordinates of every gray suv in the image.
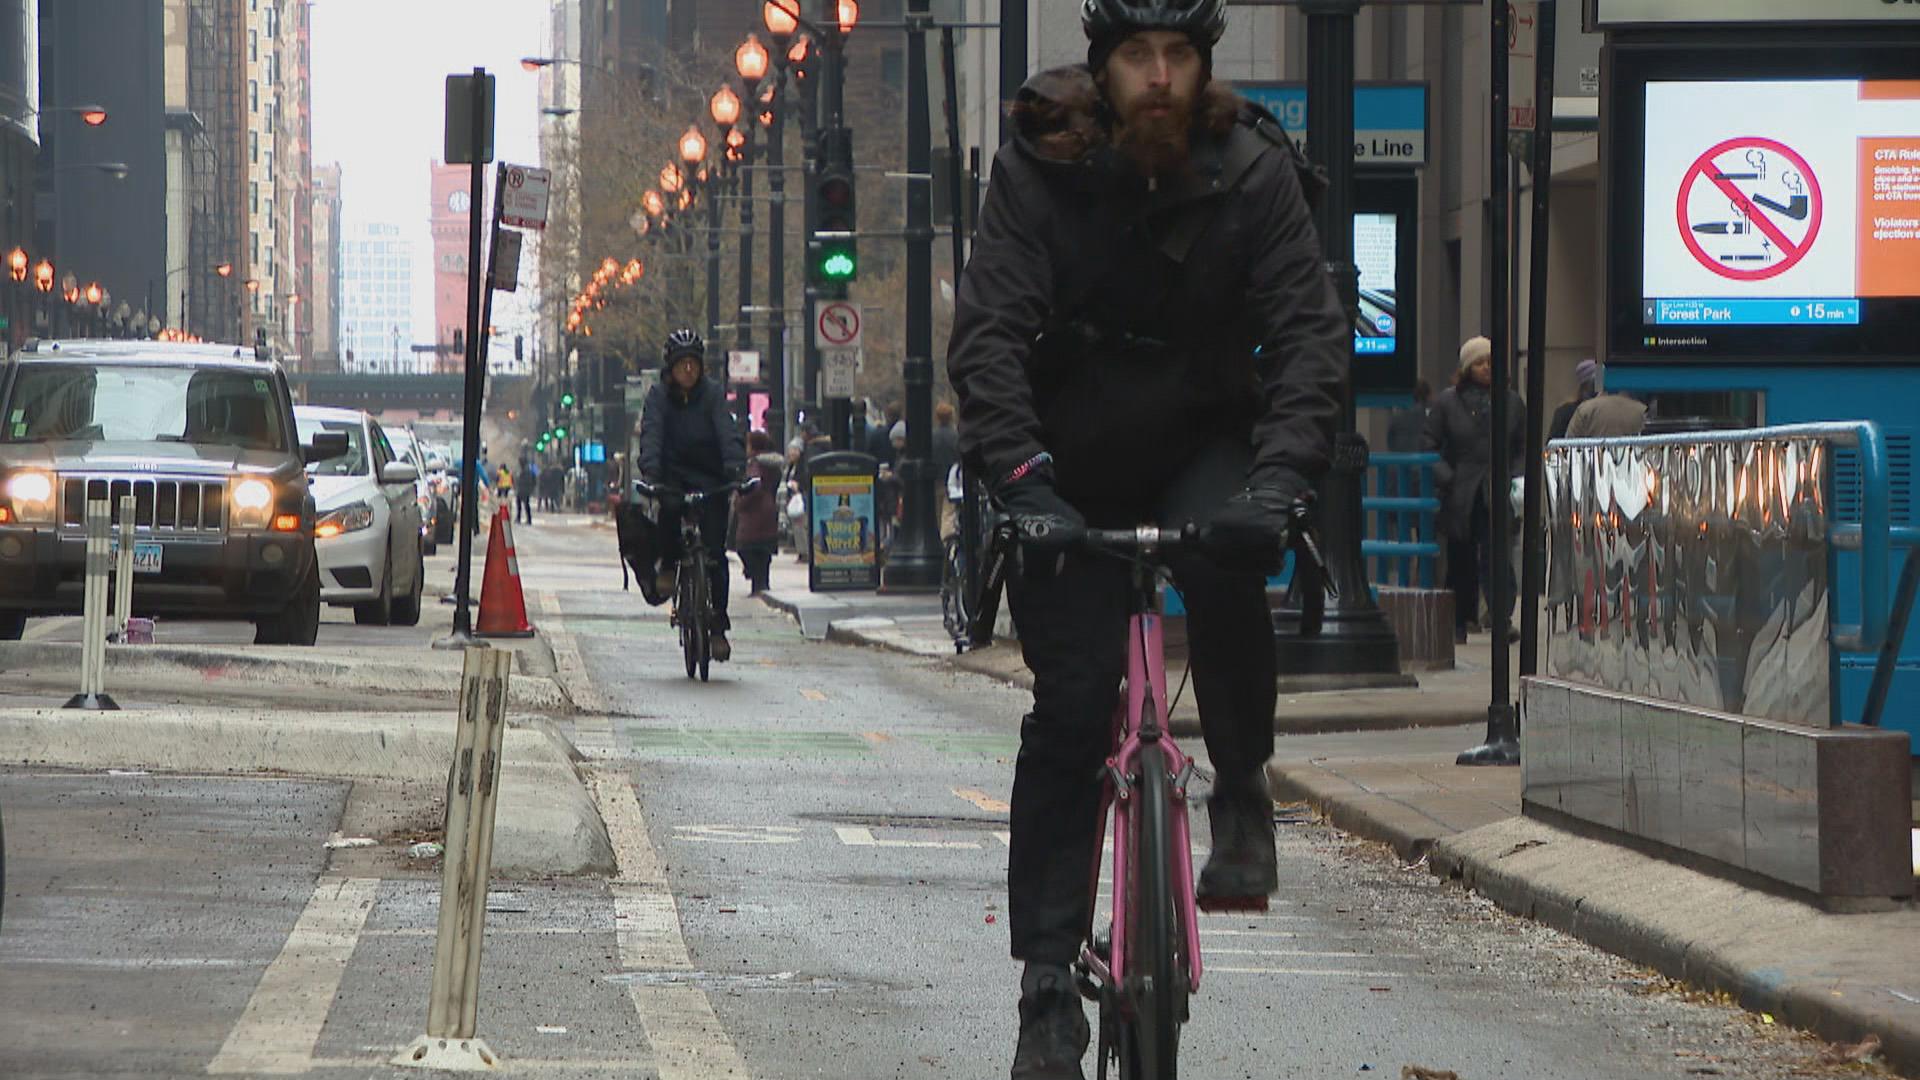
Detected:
[0,340,345,645]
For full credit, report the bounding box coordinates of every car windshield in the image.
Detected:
[385,427,417,463]
[297,416,368,476]
[0,363,289,451]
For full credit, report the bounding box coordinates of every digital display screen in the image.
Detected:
[1354,212,1400,356]
[1609,43,1920,362]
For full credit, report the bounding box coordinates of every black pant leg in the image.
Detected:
[699,498,732,631]
[1006,550,1132,965]
[1156,437,1277,781]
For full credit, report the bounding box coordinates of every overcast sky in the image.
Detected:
[309,0,547,342]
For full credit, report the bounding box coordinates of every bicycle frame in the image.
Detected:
[1079,556,1205,998]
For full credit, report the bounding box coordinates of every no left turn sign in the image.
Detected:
[1676,137,1822,282]
[816,301,862,350]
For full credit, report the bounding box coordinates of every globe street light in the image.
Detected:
[736,36,770,85]
[679,126,708,168]
[764,1,799,39]
[659,162,683,195]
[710,85,741,130]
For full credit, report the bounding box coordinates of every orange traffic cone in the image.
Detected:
[477,505,535,638]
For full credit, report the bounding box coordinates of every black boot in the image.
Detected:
[1197,770,1278,904]
[1011,963,1089,1080]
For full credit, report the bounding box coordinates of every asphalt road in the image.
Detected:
[0,515,1892,1078]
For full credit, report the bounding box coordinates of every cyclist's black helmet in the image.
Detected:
[663,328,705,374]
[1082,0,1227,72]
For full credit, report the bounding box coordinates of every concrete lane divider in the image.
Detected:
[395,646,512,1071]
[63,498,116,711]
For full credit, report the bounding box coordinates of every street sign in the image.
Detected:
[1676,137,1823,283]
[822,350,859,398]
[1236,83,1429,166]
[815,301,862,351]
[1509,2,1539,133]
[500,165,551,230]
[1590,0,1920,27]
[444,73,495,165]
[728,349,761,385]
[490,230,522,292]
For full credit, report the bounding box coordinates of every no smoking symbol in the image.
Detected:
[1676,137,1822,282]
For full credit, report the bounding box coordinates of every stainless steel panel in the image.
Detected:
[1563,687,1625,831]
[1677,707,1747,868]
[1544,435,1831,727]
[1521,678,1570,811]
[1621,698,1683,848]
[1743,721,1822,892]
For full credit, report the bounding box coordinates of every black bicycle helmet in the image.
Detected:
[1082,0,1227,71]
[662,328,705,373]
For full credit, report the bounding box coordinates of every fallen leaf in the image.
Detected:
[1820,1033,1882,1065]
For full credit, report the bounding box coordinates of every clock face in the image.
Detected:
[449,191,471,214]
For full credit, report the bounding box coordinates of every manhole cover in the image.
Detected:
[797,811,1007,831]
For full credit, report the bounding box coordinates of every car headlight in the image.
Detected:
[315,500,375,539]
[5,471,56,525]
[230,478,276,530]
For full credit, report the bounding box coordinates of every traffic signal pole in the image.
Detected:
[737,122,757,411]
[767,52,791,449]
[882,0,942,592]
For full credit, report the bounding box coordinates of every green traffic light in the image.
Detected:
[560,393,576,408]
[554,426,568,439]
[822,252,856,280]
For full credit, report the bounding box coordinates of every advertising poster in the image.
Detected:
[809,469,878,590]
[1353,211,1400,356]
[1642,79,1920,329]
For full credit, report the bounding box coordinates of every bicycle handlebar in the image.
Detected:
[635,476,759,503]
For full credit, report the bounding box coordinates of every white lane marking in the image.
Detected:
[12,957,257,969]
[674,824,804,845]
[313,1057,658,1072]
[1207,948,1416,959]
[540,588,613,718]
[206,876,377,1075]
[834,825,981,850]
[360,927,590,938]
[592,771,753,1080]
[993,831,1012,848]
[1209,966,1411,978]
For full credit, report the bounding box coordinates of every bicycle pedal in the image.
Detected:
[1196,894,1271,914]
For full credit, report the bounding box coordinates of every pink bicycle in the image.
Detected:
[1072,511,1325,1080]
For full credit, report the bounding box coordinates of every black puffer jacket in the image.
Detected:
[946,66,1346,511]
[637,375,744,492]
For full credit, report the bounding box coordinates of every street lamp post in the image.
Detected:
[762,7,794,447]
[708,87,740,367]
[1271,0,1407,686]
[737,37,770,425]
[881,0,941,592]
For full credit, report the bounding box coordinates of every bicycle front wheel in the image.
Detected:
[1124,740,1185,1080]
[680,562,702,680]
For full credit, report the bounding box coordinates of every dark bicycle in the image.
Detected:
[941,467,1013,652]
[635,477,756,682]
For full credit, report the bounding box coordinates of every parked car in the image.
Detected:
[294,406,425,626]
[384,425,443,556]
[0,339,343,645]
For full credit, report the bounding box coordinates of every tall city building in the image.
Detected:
[184,0,248,345]
[429,161,471,376]
[0,1,36,350]
[310,161,342,366]
[271,0,311,363]
[340,221,414,375]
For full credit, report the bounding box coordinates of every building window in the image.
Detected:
[249,30,257,61]
[249,80,258,112]
[250,131,258,163]
[250,182,258,213]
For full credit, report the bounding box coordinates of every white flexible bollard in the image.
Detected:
[64,498,118,710]
[111,494,134,642]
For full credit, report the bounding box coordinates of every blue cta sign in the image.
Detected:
[1238,83,1429,167]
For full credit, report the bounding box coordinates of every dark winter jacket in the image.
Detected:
[1423,381,1525,542]
[946,66,1347,511]
[637,375,745,493]
[734,451,785,548]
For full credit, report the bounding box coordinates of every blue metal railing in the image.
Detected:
[1364,452,1441,588]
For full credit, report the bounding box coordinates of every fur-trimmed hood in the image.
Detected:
[1009,64,1243,164]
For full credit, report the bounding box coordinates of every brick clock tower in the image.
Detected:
[430,163,473,375]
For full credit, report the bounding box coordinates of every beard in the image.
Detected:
[1113,88,1196,179]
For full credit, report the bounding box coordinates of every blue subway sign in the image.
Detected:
[1238,82,1429,167]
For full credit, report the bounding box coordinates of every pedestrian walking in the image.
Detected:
[932,402,961,541]
[734,430,783,596]
[1549,358,1599,442]
[516,460,537,525]
[1425,335,1525,643]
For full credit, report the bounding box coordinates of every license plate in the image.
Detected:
[109,539,163,574]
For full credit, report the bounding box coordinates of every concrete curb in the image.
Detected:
[759,588,847,641]
[825,617,957,658]
[0,706,614,878]
[1266,758,1920,1078]
[0,640,571,712]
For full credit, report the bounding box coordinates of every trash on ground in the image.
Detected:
[407,841,444,859]
[324,835,376,849]
[1402,1068,1459,1080]
[1820,1034,1880,1065]
[535,1026,568,1035]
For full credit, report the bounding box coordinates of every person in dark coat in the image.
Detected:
[947,4,1347,1071]
[637,329,747,661]
[1549,358,1598,442]
[1425,335,1525,642]
[1386,378,1430,454]
[733,430,783,595]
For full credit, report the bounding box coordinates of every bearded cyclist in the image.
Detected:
[946,2,1348,1076]
[638,329,747,663]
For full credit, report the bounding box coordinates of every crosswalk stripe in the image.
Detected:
[834,825,981,850]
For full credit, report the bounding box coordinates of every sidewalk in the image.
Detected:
[760,554,1501,735]
[761,562,1920,1076]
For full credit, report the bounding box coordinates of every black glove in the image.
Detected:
[993,456,1085,556]
[1206,484,1301,573]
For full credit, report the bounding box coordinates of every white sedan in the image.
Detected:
[294,406,425,626]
